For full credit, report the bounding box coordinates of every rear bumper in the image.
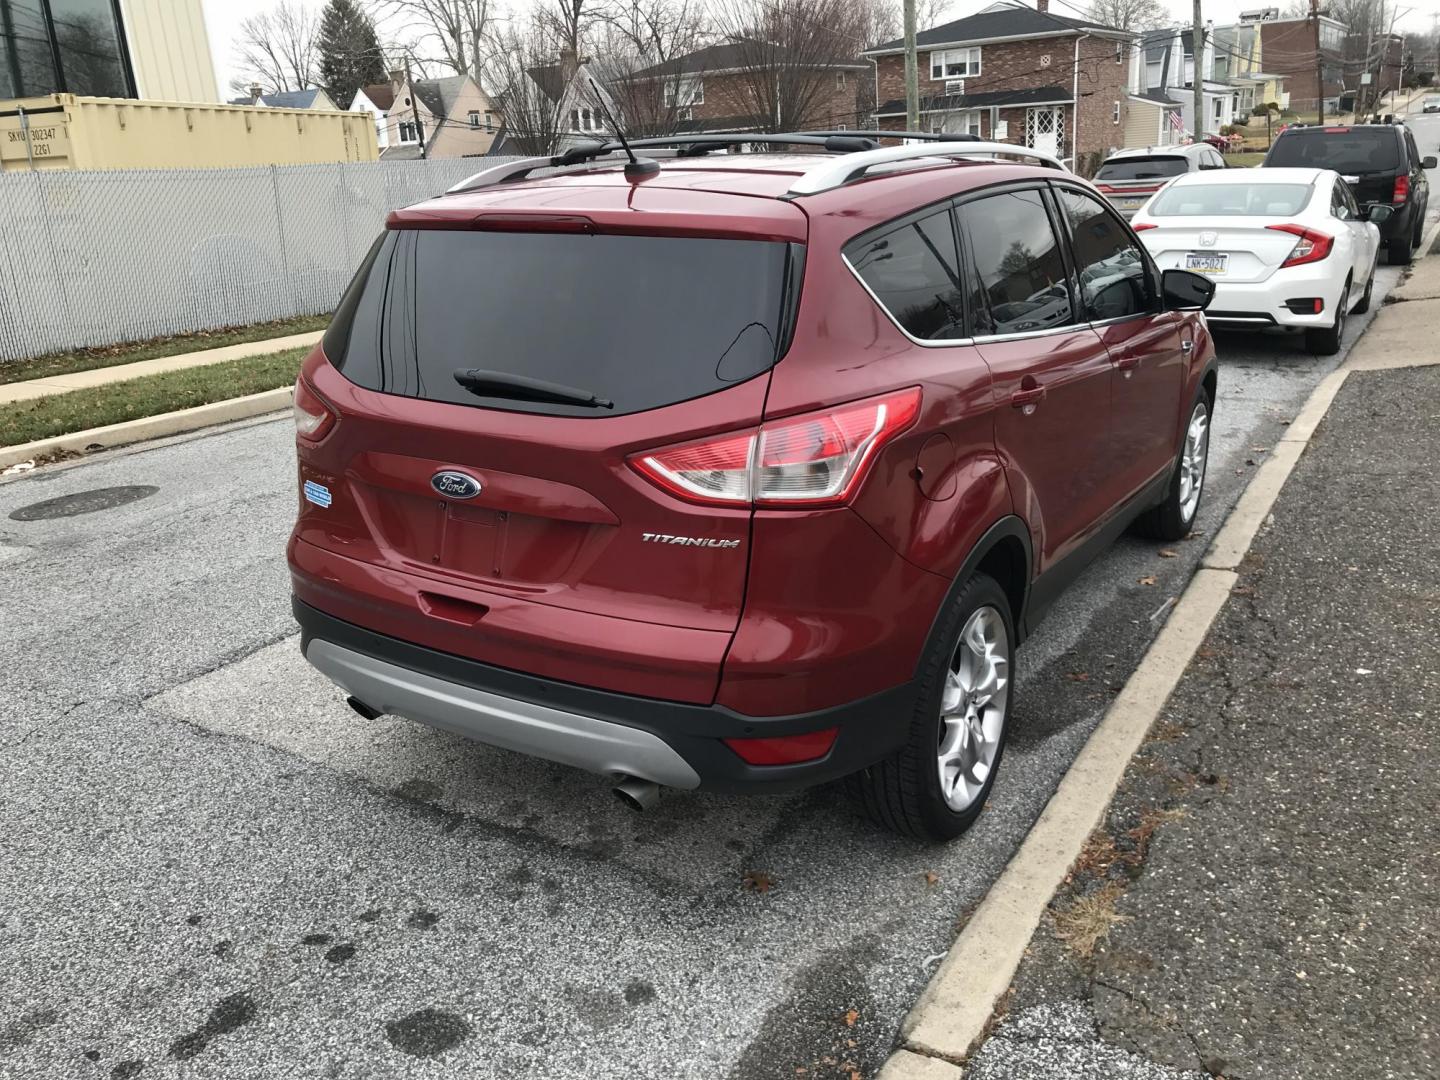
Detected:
[294,598,917,793]
[1203,270,1348,328]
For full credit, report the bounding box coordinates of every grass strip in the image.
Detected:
[1,347,308,448]
[0,314,328,386]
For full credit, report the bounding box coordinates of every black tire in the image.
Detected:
[1353,262,1375,315]
[845,572,1014,842]
[1304,282,1347,356]
[1133,390,1212,541]
[1389,234,1413,265]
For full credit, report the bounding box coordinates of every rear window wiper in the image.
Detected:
[453,368,615,410]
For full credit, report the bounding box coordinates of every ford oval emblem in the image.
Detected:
[431,470,482,499]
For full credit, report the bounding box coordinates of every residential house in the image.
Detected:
[862,0,1134,170]
[1211,21,1288,116]
[1136,26,1237,138]
[228,87,339,110]
[351,72,498,158]
[1258,14,1346,113]
[522,50,620,147]
[624,41,867,134]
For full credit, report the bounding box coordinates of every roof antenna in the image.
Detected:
[589,78,659,179]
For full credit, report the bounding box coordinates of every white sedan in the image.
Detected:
[1131,167,1390,355]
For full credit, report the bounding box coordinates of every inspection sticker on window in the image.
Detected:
[303,480,332,508]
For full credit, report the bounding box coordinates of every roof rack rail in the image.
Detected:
[785,141,1067,196]
[790,130,980,143]
[611,133,877,156]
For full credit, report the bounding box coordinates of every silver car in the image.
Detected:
[1093,143,1229,219]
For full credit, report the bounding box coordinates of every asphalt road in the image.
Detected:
[2,185,1436,1080]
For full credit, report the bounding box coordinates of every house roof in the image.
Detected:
[261,88,325,109]
[631,40,869,79]
[1129,88,1182,108]
[411,75,469,120]
[866,4,1122,55]
[874,85,1072,116]
[527,64,567,103]
[360,83,395,111]
[1140,29,1174,63]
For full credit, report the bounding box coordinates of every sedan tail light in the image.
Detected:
[1267,224,1334,269]
[629,388,922,508]
[293,376,336,441]
[1394,175,1409,203]
[1131,223,1157,231]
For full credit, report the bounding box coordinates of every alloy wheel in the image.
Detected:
[937,605,1010,812]
[1178,399,1209,525]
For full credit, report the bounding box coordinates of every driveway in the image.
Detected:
[0,227,1431,1079]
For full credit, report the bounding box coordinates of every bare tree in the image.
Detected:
[233,0,320,93]
[483,20,571,154]
[370,0,494,76]
[586,0,710,136]
[859,0,956,46]
[541,0,605,56]
[1086,0,1168,32]
[711,0,869,132]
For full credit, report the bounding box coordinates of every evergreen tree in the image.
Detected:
[318,0,387,109]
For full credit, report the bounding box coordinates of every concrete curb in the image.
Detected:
[0,387,292,470]
[888,250,1440,1072]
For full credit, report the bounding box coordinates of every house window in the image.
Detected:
[836,71,846,88]
[930,47,981,80]
[468,110,480,128]
[1212,97,1223,120]
[399,121,415,142]
[570,108,579,129]
[1112,101,1120,124]
[483,111,493,132]
[1116,41,1123,64]
[663,76,703,108]
[935,109,983,137]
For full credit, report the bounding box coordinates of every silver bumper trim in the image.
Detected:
[304,639,702,789]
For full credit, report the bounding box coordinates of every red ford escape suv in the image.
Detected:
[288,134,1217,840]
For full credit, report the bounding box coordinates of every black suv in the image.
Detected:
[1262,123,1436,264]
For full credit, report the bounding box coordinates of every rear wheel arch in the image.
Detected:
[941,516,1033,648]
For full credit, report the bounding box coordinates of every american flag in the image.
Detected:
[1168,109,1185,133]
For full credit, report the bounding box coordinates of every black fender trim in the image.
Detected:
[913,516,1035,666]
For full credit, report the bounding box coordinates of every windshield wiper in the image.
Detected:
[452,369,614,410]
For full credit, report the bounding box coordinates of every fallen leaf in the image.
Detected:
[923,871,939,886]
[844,1008,859,1027]
[1138,575,1158,586]
[1159,548,1179,558]
[1066,671,1090,682]
[742,870,773,894]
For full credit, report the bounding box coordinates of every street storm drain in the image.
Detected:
[8,485,159,521]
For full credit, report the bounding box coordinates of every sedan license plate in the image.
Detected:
[1184,253,1228,275]
[1120,197,1144,209]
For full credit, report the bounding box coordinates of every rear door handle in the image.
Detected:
[1010,385,1047,409]
[1115,354,1141,371]
[1181,340,1194,354]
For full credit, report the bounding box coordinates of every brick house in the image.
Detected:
[1258,15,1346,112]
[862,0,1134,171]
[627,41,868,132]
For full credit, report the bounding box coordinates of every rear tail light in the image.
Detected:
[723,727,839,765]
[1394,174,1409,203]
[1267,224,1334,269]
[1094,183,1116,193]
[629,388,922,508]
[1131,223,1157,231]
[293,376,336,441]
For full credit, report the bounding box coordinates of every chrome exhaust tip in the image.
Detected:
[612,776,661,812]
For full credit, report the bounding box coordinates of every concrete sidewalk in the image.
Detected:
[0,330,321,407]
[961,330,1440,1074]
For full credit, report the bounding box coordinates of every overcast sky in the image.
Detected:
[202,0,1440,96]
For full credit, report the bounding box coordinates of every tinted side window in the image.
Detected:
[1053,189,1153,321]
[846,208,965,340]
[959,189,1076,337]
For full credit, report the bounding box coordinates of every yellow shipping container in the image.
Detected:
[0,95,379,173]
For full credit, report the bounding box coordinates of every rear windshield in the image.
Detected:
[1266,129,1400,173]
[1095,156,1189,181]
[323,228,793,417]
[1147,182,1313,217]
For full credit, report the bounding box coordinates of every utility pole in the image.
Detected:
[406,55,427,160]
[1192,0,1204,140]
[904,0,919,134]
[1313,0,1325,124]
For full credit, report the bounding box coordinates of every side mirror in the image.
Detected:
[1161,268,1214,311]
[1367,203,1395,224]
[1421,156,1437,170]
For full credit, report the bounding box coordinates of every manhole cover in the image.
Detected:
[9,485,159,521]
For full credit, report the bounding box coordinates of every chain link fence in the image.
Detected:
[0,158,526,364]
